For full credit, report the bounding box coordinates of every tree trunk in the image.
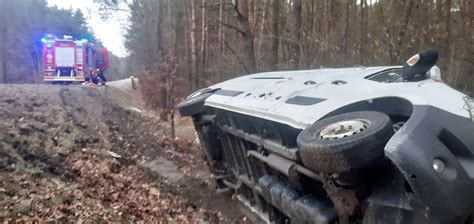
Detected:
[392,0,415,64]
[189,0,198,90]
[200,0,207,84]
[293,0,302,69]
[205,18,209,83]
[256,0,268,69]
[377,1,393,64]
[323,0,332,65]
[170,108,176,139]
[308,0,319,67]
[218,0,224,80]
[359,0,368,65]
[236,0,257,73]
[444,0,452,54]
[184,0,192,91]
[157,0,168,120]
[218,0,224,56]
[270,0,279,70]
[174,0,186,73]
[342,0,351,64]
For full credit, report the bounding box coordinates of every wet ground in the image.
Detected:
[0,82,260,223]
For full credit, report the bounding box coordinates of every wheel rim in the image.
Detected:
[317,119,370,140]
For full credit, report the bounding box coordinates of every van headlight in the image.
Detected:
[187,88,218,99]
[187,88,207,99]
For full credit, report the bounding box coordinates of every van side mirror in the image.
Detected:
[427,66,442,81]
[401,48,438,81]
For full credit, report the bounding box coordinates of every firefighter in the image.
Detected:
[87,69,97,85]
[96,68,107,85]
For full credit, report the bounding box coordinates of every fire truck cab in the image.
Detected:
[41,35,108,83]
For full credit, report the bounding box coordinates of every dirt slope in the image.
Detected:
[0,82,256,223]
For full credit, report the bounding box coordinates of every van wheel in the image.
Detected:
[297,111,394,173]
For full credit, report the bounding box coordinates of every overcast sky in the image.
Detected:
[47,0,130,57]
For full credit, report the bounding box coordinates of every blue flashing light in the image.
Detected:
[41,38,47,43]
[46,44,53,49]
[81,39,88,43]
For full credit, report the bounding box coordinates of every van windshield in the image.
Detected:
[366,69,404,83]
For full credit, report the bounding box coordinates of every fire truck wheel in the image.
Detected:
[297,111,394,173]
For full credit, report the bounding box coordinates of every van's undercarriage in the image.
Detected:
[193,108,396,223]
[188,104,474,224]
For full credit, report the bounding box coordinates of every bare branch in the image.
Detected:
[200,2,234,8]
[219,21,246,35]
[223,41,250,74]
[464,58,474,64]
[259,34,302,47]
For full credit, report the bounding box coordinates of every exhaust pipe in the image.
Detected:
[247,151,323,182]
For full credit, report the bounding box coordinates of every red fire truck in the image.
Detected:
[41,35,108,83]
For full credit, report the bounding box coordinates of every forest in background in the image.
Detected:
[117,0,473,121]
[0,0,472,115]
[0,0,125,83]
